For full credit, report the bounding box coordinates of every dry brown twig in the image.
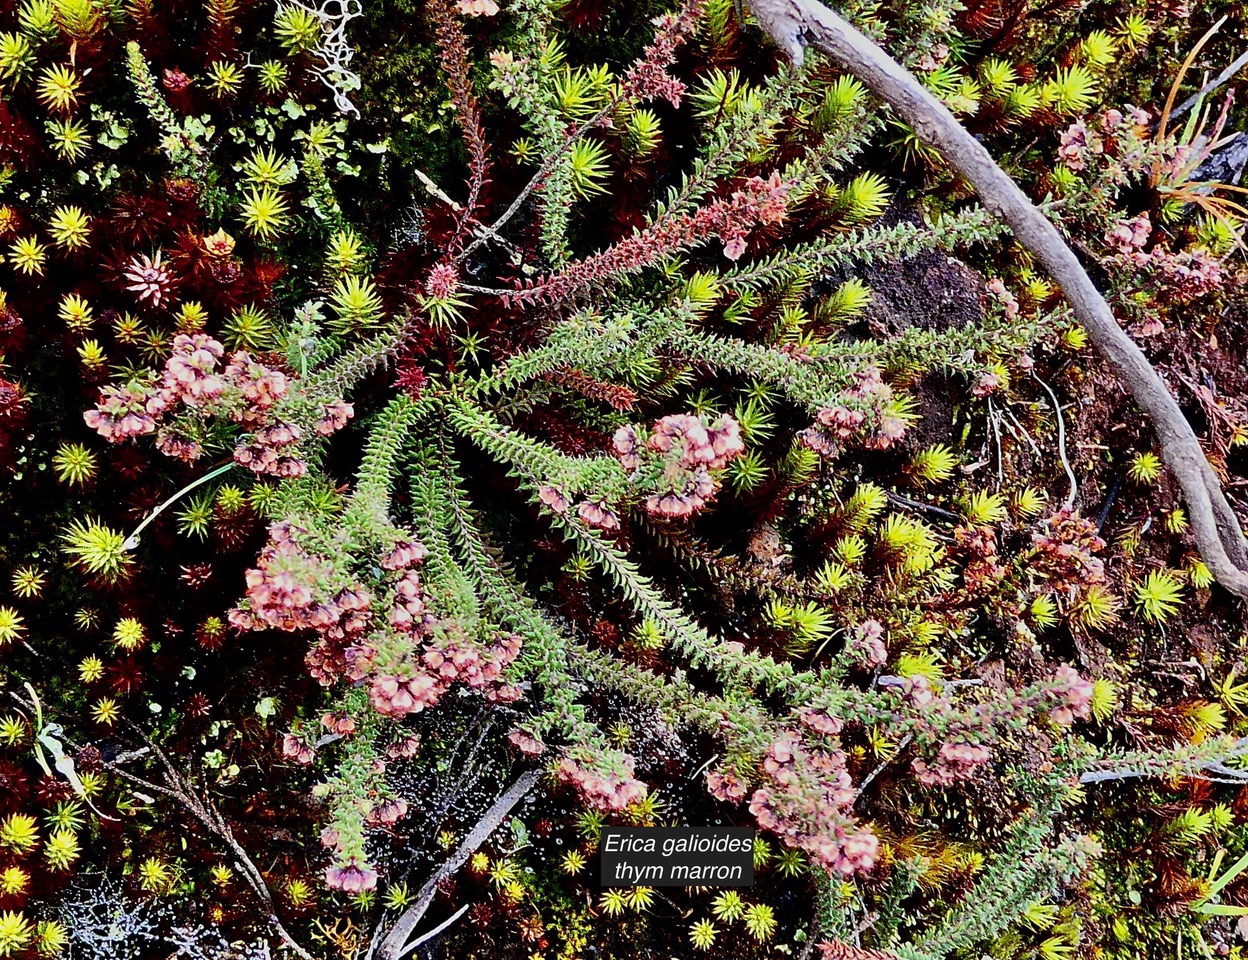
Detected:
[746,0,1248,598]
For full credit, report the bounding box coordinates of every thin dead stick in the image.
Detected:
[377,769,541,960]
[746,0,1248,598]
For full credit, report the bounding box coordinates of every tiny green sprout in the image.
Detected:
[0,911,33,956]
[625,107,662,156]
[43,830,79,871]
[0,32,34,85]
[223,304,277,350]
[1090,678,1118,723]
[11,565,45,599]
[0,866,27,895]
[1013,485,1047,518]
[608,721,632,745]
[780,443,819,486]
[58,294,94,331]
[1133,570,1184,624]
[711,890,745,922]
[838,172,890,224]
[76,771,104,796]
[36,64,79,113]
[47,119,91,162]
[19,0,57,35]
[1021,902,1059,930]
[961,490,1008,526]
[240,186,290,241]
[1165,508,1188,534]
[78,657,104,683]
[216,484,247,513]
[137,858,171,892]
[842,482,888,531]
[775,847,805,877]
[113,313,144,344]
[818,277,872,324]
[743,903,777,941]
[176,492,214,541]
[908,444,958,485]
[1078,30,1117,71]
[210,865,233,886]
[752,837,771,868]
[0,608,25,647]
[1186,557,1215,589]
[509,137,535,165]
[112,617,146,651]
[257,60,288,95]
[45,802,84,833]
[383,882,411,910]
[625,792,664,825]
[468,852,489,874]
[813,560,852,593]
[1003,83,1041,119]
[36,919,67,956]
[1041,65,1097,114]
[631,618,666,652]
[437,829,456,849]
[576,809,603,840]
[833,535,867,566]
[48,206,90,249]
[0,814,38,853]
[91,698,120,726]
[1049,165,1078,195]
[1071,584,1120,631]
[77,340,106,369]
[599,890,627,917]
[1029,594,1059,630]
[175,301,208,332]
[241,147,296,187]
[561,850,586,874]
[568,139,611,199]
[727,450,767,492]
[683,271,722,312]
[1057,322,1088,352]
[206,60,243,97]
[330,274,385,333]
[0,716,24,746]
[351,889,377,910]
[689,920,717,951]
[1127,452,1163,484]
[275,3,323,53]
[62,518,130,582]
[1210,803,1234,832]
[286,878,313,906]
[9,236,47,276]
[326,228,367,274]
[979,58,1017,96]
[1115,14,1150,49]
[625,886,655,911]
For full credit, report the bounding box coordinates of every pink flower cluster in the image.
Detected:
[1031,509,1107,590]
[555,750,648,811]
[800,366,906,456]
[985,277,1020,321]
[912,741,992,786]
[1050,664,1095,726]
[851,620,887,668]
[324,861,378,893]
[369,631,522,718]
[612,413,744,519]
[747,736,878,875]
[619,1,704,109]
[509,172,793,302]
[85,334,354,473]
[229,522,354,635]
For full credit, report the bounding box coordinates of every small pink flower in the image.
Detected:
[324,861,378,893]
[457,0,499,14]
